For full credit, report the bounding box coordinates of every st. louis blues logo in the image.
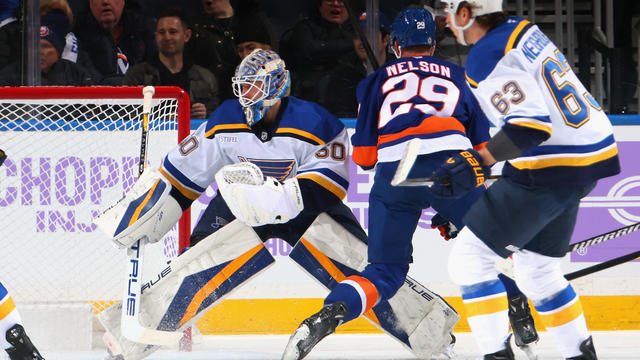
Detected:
[237,157,296,181]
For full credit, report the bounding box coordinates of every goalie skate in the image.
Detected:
[508,295,539,360]
[282,302,348,360]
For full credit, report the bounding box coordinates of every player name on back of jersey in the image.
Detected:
[521,28,551,63]
[385,59,451,79]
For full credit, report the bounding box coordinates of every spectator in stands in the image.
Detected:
[72,0,156,85]
[234,11,274,60]
[0,0,21,70]
[190,0,241,100]
[124,7,219,119]
[324,11,391,117]
[0,6,94,85]
[279,0,355,104]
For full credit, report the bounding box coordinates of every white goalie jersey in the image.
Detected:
[159,96,351,206]
[465,17,620,187]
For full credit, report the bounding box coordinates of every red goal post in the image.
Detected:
[0,86,191,349]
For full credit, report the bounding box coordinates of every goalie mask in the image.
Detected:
[232,49,291,126]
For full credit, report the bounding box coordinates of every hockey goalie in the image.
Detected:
[94,49,459,360]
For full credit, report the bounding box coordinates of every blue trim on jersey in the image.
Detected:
[0,282,7,299]
[505,115,552,124]
[204,100,245,131]
[460,279,505,300]
[297,167,349,190]
[280,97,346,143]
[524,135,616,156]
[534,285,576,311]
[466,17,527,85]
[162,157,207,194]
[114,180,167,236]
[503,154,620,187]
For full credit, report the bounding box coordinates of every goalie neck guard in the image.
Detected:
[232,49,291,126]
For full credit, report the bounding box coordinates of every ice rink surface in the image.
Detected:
[27,331,639,360]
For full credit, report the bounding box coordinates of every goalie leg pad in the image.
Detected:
[99,220,275,359]
[94,168,183,248]
[289,213,459,359]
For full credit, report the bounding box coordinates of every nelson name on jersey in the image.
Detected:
[385,59,452,79]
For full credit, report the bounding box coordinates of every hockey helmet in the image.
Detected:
[389,8,436,58]
[441,0,503,43]
[441,0,503,18]
[232,49,291,126]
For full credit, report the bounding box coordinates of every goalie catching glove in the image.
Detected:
[430,149,491,198]
[215,162,304,227]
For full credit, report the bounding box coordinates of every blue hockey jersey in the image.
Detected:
[352,55,491,169]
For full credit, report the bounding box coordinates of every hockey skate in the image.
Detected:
[5,324,44,360]
[566,336,597,360]
[508,294,539,359]
[484,334,514,360]
[281,302,348,360]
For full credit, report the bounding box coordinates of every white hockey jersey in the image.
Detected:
[159,97,350,209]
[465,17,620,186]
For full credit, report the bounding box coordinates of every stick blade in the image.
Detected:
[391,138,422,186]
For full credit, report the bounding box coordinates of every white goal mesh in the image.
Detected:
[0,86,191,319]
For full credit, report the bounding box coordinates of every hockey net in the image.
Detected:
[0,86,191,349]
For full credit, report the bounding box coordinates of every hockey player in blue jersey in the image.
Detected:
[95,49,455,360]
[430,1,622,359]
[283,8,502,360]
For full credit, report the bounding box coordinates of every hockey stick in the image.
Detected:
[565,249,640,280]
[343,0,380,70]
[120,86,183,345]
[391,138,499,186]
[568,221,640,253]
[497,225,640,281]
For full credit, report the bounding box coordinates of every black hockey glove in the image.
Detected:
[430,149,491,198]
[431,213,459,241]
[0,149,6,167]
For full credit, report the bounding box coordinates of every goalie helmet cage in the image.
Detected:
[0,86,191,350]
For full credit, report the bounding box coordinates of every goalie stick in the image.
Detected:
[390,138,499,187]
[120,86,183,345]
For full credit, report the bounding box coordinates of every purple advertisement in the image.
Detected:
[571,141,640,263]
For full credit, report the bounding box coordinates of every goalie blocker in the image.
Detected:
[94,168,183,249]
